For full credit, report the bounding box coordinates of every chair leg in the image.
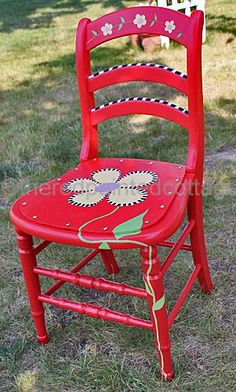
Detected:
[188,193,213,293]
[141,246,174,381]
[16,230,48,344]
[100,250,120,274]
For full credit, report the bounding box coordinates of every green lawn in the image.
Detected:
[0,0,235,391]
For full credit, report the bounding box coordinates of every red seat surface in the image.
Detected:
[10,158,191,248]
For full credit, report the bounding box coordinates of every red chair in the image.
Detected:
[10,6,213,380]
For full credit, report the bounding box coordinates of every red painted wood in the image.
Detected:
[85,7,191,50]
[88,65,188,95]
[161,219,195,275]
[158,241,192,251]
[99,249,120,274]
[16,230,48,344]
[45,249,99,296]
[10,175,192,249]
[76,18,98,162]
[76,9,206,177]
[188,193,214,293]
[11,159,187,245]
[141,246,174,380]
[168,264,201,328]
[90,100,189,129]
[35,266,147,298]
[34,240,51,255]
[39,294,153,330]
[10,7,213,381]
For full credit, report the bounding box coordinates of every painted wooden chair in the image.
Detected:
[10,6,213,380]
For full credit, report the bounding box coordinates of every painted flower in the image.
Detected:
[133,14,147,29]
[63,168,157,207]
[164,20,176,34]
[101,23,113,36]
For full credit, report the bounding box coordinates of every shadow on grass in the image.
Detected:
[1,37,235,183]
[36,41,166,73]
[216,97,236,116]
[1,54,235,183]
[206,13,236,37]
[0,0,126,33]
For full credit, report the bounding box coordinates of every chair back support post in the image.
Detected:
[76,18,98,162]
[186,11,204,184]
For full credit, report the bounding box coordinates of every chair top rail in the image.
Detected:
[85,6,191,50]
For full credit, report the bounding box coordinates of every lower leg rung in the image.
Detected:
[38,294,153,330]
[43,250,99,296]
[35,266,147,298]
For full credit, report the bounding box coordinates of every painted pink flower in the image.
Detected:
[101,23,113,36]
[133,14,147,29]
[164,20,176,34]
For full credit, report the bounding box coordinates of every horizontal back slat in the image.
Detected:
[90,98,189,129]
[86,7,191,50]
[76,9,205,171]
[88,63,188,95]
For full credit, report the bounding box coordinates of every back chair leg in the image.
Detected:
[16,230,48,344]
[188,193,213,293]
[141,246,174,381]
[100,249,120,274]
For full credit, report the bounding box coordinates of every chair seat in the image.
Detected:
[10,158,192,248]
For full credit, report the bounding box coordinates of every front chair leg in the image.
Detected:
[16,230,48,344]
[141,246,174,381]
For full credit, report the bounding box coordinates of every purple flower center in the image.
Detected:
[95,182,120,194]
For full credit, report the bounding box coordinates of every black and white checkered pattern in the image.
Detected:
[91,97,188,115]
[88,63,187,79]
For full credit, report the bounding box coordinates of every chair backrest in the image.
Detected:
[152,0,206,43]
[76,6,205,182]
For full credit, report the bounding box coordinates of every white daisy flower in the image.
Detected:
[63,168,157,207]
[164,20,176,34]
[101,23,113,36]
[133,14,147,29]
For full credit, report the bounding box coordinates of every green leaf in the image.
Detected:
[177,32,182,38]
[118,23,123,31]
[92,30,98,36]
[120,16,125,23]
[144,280,153,296]
[150,20,155,27]
[113,209,148,239]
[99,242,110,249]
[152,294,165,311]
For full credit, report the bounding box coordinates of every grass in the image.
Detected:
[0,0,235,390]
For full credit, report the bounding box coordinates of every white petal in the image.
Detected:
[119,171,158,187]
[68,190,105,207]
[91,168,121,184]
[108,187,147,206]
[63,178,96,193]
